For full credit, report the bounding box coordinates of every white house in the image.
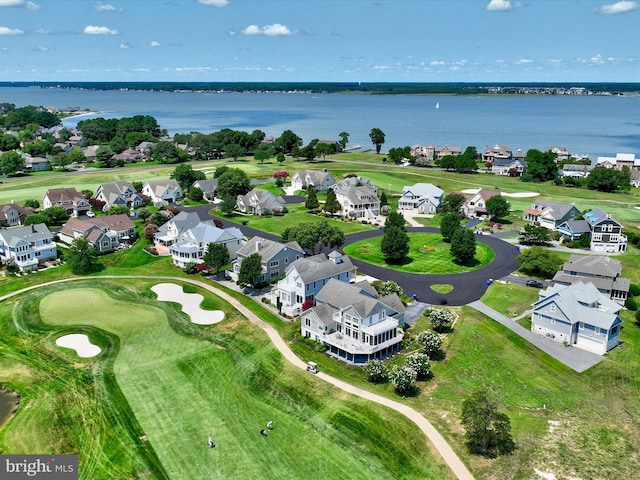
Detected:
[333,184,380,219]
[276,251,357,317]
[398,183,444,213]
[142,179,183,204]
[169,222,245,268]
[596,153,640,170]
[301,279,405,364]
[153,211,204,253]
[0,224,57,271]
[522,200,581,231]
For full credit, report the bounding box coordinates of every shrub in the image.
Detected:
[405,352,431,380]
[416,331,443,357]
[388,365,417,395]
[364,360,388,383]
[428,308,454,332]
[625,297,638,311]
[301,299,314,311]
[629,284,640,297]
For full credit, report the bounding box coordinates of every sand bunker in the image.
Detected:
[460,188,480,194]
[151,283,225,325]
[56,334,101,358]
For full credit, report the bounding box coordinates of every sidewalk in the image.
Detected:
[469,300,603,373]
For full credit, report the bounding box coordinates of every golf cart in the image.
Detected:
[306,361,318,374]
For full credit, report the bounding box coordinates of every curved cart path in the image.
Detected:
[1,275,474,480]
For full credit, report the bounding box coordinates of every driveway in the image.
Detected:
[469,300,603,372]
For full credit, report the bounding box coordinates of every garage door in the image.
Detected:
[576,334,604,353]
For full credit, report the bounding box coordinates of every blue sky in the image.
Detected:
[0,0,638,82]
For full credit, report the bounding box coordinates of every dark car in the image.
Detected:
[525,280,544,288]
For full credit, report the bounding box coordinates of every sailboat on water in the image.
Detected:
[435,101,440,109]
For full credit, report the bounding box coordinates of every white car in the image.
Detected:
[86,211,96,218]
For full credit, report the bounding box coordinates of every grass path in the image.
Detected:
[1,275,471,480]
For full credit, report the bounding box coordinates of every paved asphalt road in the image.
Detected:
[184,205,520,306]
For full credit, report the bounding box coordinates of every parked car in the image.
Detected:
[525,280,543,288]
[86,211,96,218]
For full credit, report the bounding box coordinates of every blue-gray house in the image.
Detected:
[531,281,622,355]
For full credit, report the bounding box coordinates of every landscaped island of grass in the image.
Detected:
[344,232,495,273]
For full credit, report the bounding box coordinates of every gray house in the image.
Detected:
[192,178,218,201]
[398,183,444,213]
[96,181,143,210]
[236,188,286,215]
[230,236,304,284]
[531,282,622,355]
[552,254,630,304]
[300,278,405,364]
[153,211,203,253]
[0,223,57,271]
[523,200,581,231]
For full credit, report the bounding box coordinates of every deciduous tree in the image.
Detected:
[388,365,417,394]
[238,253,263,287]
[203,243,229,274]
[440,212,461,243]
[216,168,250,199]
[450,228,476,264]
[486,195,510,221]
[364,360,387,384]
[405,352,431,380]
[66,236,99,274]
[461,386,515,457]
[428,308,454,332]
[0,150,25,176]
[416,331,442,357]
[517,245,562,278]
[369,127,385,154]
[338,131,349,151]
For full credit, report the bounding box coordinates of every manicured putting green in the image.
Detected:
[38,285,446,480]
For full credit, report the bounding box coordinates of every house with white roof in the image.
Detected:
[169,222,245,268]
[596,153,639,170]
[531,282,622,355]
[230,236,304,284]
[276,251,357,317]
[96,181,143,210]
[398,183,444,213]
[0,224,57,271]
[142,179,183,204]
[300,279,405,364]
[333,184,380,219]
[153,211,203,253]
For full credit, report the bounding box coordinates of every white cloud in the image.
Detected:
[0,26,24,35]
[515,58,533,64]
[35,28,48,34]
[119,43,131,48]
[198,0,229,6]
[590,54,606,64]
[83,25,119,35]
[0,0,38,7]
[241,23,294,36]
[430,60,445,66]
[150,41,161,47]
[95,2,120,12]
[596,1,637,14]
[486,0,523,11]
[37,46,48,51]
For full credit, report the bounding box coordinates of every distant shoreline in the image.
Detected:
[1,81,639,97]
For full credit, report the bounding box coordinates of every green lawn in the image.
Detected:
[0,280,451,480]
[215,203,376,237]
[480,281,539,317]
[344,232,495,274]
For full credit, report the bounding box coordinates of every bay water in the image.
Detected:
[2,86,639,160]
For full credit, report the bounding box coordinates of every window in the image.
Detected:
[305,318,311,326]
[592,233,602,242]
[579,322,584,330]
[269,260,279,267]
[611,325,618,334]
[610,235,618,242]
[550,318,555,324]
[270,271,279,278]
[549,304,556,313]
[594,326,600,335]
